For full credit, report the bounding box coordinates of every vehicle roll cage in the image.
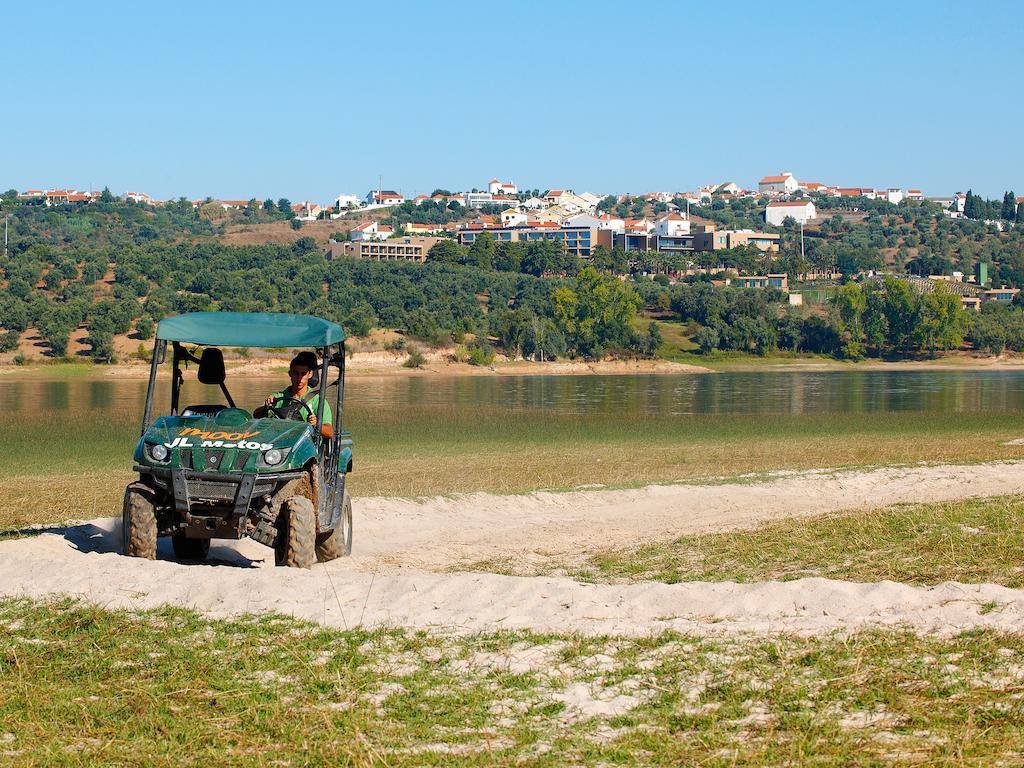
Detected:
[140,339,348,449]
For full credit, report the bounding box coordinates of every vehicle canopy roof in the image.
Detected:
[156,312,345,348]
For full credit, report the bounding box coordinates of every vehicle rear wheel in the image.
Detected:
[172,534,210,562]
[315,490,352,562]
[122,482,157,560]
[275,496,316,568]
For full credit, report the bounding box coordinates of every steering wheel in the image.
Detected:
[267,397,316,424]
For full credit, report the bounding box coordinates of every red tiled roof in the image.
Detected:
[760,175,791,183]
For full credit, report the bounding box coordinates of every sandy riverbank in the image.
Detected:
[3,461,1023,637]
[9,351,1024,380]
[0,351,713,379]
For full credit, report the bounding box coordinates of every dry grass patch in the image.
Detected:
[558,495,1024,587]
[2,599,1024,765]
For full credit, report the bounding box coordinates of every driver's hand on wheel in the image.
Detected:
[264,395,275,407]
[308,413,317,426]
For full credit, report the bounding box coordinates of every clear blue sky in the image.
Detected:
[3,1,1020,201]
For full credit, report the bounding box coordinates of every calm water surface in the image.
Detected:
[3,371,1024,421]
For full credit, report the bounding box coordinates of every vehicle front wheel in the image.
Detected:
[316,490,353,562]
[275,496,316,568]
[172,534,210,562]
[122,482,157,559]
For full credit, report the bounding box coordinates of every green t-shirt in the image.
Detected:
[268,385,333,426]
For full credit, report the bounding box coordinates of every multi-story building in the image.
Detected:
[457,224,605,259]
[615,223,780,254]
[696,227,781,252]
[463,191,501,209]
[327,236,440,262]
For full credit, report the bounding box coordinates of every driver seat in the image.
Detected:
[195,347,236,409]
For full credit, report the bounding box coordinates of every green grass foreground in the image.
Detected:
[2,599,1024,766]
[476,495,1024,588]
[4,404,1024,531]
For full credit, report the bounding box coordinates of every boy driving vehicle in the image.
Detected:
[253,351,334,439]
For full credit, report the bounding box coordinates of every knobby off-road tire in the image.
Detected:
[122,482,157,560]
[171,534,210,562]
[275,496,316,568]
[315,490,353,562]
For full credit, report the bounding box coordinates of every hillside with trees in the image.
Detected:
[2,190,1024,365]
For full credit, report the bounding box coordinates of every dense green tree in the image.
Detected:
[135,314,155,340]
[494,241,526,273]
[1002,191,1017,221]
[915,287,969,352]
[427,239,464,264]
[694,325,719,354]
[468,231,495,270]
[553,266,641,358]
[831,282,867,358]
[880,277,917,352]
[590,245,629,274]
[343,304,377,337]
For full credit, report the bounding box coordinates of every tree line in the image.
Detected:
[0,233,655,363]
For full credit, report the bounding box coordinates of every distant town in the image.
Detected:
[7,173,1023,316]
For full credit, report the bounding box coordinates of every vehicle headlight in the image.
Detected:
[263,448,283,466]
[150,443,169,462]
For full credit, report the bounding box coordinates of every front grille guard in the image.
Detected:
[135,465,305,522]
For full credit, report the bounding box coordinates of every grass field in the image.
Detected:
[470,495,1024,588]
[3,402,1024,531]
[2,599,1024,766]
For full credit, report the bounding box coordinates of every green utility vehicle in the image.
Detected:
[123,312,353,568]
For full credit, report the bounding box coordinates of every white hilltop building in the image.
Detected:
[758,172,800,196]
[765,200,816,226]
[334,194,361,209]
[488,178,518,195]
[351,221,394,241]
[654,212,691,236]
[501,208,528,227]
